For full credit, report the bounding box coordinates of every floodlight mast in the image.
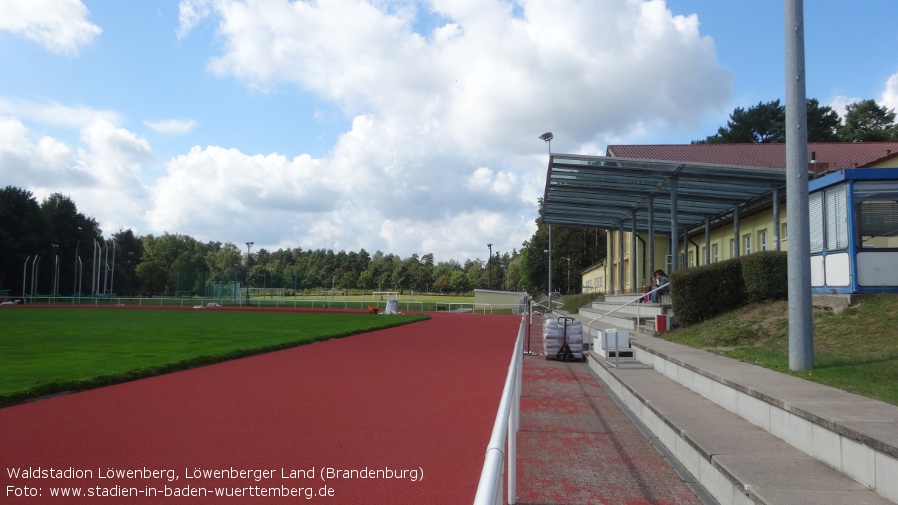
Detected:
[487,243,493,289]
[539,132,554,312]
[245,241,254,302]
[539,132,553,153]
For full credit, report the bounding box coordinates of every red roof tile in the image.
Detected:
[606,142,898,173]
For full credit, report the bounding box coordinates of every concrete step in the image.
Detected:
[588,301,669,317]
[587,355,895,505]
[577,306,643,331]
[560,304,898,504]
[604,293,672,305]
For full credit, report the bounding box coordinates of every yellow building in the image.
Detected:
[565,143,898,295]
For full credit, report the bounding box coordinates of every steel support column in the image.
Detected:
[773,185,781,251]
[704,219,711,265]
[670,178,678,274]
[618,226,625,293]
[733,205,741,258]
[631,215,637,293]
[648,197,655,275]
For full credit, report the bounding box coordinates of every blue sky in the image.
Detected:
[2,0,898,262]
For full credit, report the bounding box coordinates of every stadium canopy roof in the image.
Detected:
[542,153,789,232]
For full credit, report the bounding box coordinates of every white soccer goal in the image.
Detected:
[371,291,399,300]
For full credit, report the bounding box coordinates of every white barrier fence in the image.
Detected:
[473,314,525,505]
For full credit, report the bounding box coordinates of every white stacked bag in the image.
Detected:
[543,317,584,361]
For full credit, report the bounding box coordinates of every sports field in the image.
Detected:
[0,307,426,406]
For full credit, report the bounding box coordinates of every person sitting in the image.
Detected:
[650,269,670,303]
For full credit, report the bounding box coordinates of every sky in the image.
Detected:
[2,0,898,263]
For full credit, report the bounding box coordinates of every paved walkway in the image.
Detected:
[514,315,709,505]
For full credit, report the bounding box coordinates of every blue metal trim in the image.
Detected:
[809,167,898,192]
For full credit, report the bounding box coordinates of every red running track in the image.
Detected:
[0,312,520,504]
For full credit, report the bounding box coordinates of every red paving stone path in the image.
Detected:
[0,312,519,505]
[514,316,704,505]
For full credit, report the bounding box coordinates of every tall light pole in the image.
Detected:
[540,132,554,311]
[487,243,493,289]
[785,0,813,370]
[245,241,254,302]
[496,251,501,290]
[51,244,59,302]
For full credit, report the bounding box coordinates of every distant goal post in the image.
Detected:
[371,291,399,300]
[246,287,286,298]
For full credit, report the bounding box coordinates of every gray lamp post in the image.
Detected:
[51,244,59,302]
[487,243,493,289]
[245,241,253,302]
[540,132,554,311]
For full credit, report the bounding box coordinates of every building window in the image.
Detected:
[825,184,849,250]
[743,234,752,255]
[758,230,768,251]
[855,181,898,249]
[809,191,823,253]
[781,223,788,242]
[712,244,719,263]
[700,246,706,265]
[689,251,694,267]
[729,238,735,257]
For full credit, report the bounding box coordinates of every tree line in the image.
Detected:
[1,187,594,297]
[698,98,898,143]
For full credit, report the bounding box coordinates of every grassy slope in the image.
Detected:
[0,308,427,405]
[660,294,898,406]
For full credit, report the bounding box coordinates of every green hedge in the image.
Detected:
[671,258,744,325]
[670,251,788,325]
[740,251,789,302]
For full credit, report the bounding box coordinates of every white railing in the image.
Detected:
[473,314,525,505]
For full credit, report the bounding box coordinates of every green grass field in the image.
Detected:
[659,294,898,406]
[0,307,427,406]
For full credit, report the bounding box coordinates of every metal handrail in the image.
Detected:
[586,282,669,336]
[473,314,525,505]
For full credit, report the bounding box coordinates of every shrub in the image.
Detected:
[740,251,788,302]
[671,258,744,325]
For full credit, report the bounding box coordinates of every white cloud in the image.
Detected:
[163,0,732,258]
[0,0,101,55]
[0,115,152,234]
[177,0,214,39]
[466,167,520,197]
[146,145,336,243]
[3,0,737,262]
[829,95,861,118]
[0,98,122,129]
[144,118,198,135]
[179,0,731,152]
[881,72,898,112]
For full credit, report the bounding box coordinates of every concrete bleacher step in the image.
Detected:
[577,307,645,331]
[578,303,670,333]
[555,309,898,504]
[588,301,668,316]
[589,359,894,505]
